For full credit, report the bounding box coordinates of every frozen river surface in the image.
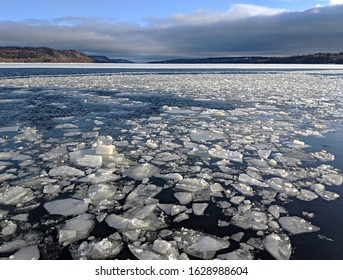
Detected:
[0,65,343,260]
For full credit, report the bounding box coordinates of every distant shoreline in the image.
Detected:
[1,46,343,64]
[1,63,343,70]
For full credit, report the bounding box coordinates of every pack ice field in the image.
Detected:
[0,66,343,260]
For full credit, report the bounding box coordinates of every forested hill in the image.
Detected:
[0,46,94,63]
[149,53,343,64]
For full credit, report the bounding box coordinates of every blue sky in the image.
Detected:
[0,0,329,22]
[1,0,343,61]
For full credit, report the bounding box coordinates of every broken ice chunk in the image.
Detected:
[311,150,335,162]
[321,174,343,186]
[175,178,209,192]
[171,205,188,216]
[296,189,318,201]
[230,232,244,242]
[44,198,89,216]
[49,165,85,177]
[268,205,287,219]
[238,173,268,188]
[209,148,243,162]
[96,144,115,155]
[155,173,183,181]
[189,129,227,142]
[123,184,162,210]
[216,249,253,260]
[152,240,172,255]
[257,149,272,160]
[154,152,180,162]
[125,163,160,181]
[59,214,95,246]
[88,184,116,201]
[263,234,291,260]
[43,185,61,194]
[175,228,230,259]
[231,211,268,230]
[232,183,254,196]
[0,186,34,205]
[210,183,224,192]
[78,171,121,184]
[76,155,103,168]
[174,212,190,223]
[245,158,270,169]
[267,178,299,196]
[11,214,29,222]
[0,125,20,132]
[174,192,193,205]
[69,149,102,168]
[279,216,320,235]
[230,196,245,205]
[0,239,27,253]
[10,245,40,260]
[285,139,309,148]
[105,214,149,230]
[105,214,130,229]
[1,221,17,236]
[70,238,123,260]
[128,244,167,260]
[192,203,208,216]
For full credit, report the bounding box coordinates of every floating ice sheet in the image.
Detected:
[189,129,227,142]
[263,234,292,260]
[125,163,160,181]
[49,165,85,177]
[231,211,268,230]
[0,186,34,205]
[44,198,89,216]
[175,228,230,259]
[279,216,320,235]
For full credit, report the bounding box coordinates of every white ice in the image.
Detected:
[49,165,85,177]
[88,184,116,201]
[58,214,95,246]
[278,216,320,235]
[0,186,34,205]
[174,192,193,205]
[175,228,230,259]
[263,233,292,260]
[125,163,160,181]
[192,203,209,216]
[44,198,89,216]
[231,210,268,230]
[175,178,209,192]
[216,249,253,260]
[10,245,40,260]
[189,129,227,142]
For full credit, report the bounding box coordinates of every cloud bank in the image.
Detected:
[0,4,342,60]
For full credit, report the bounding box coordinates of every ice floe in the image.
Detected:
[58,214,95,246]
[49,165,85,177]
[231,211,268,230]
[263,233,292,260]
[0,186,34,205]
[44,198,89,216]
[9,245,40,260]
[125,163,160,181]
[175,228,230,259]
[279,216,320,235]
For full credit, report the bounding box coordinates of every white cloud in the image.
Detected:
[329,0,343,5]
[147,4,288,27]
[227,4,288,18]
